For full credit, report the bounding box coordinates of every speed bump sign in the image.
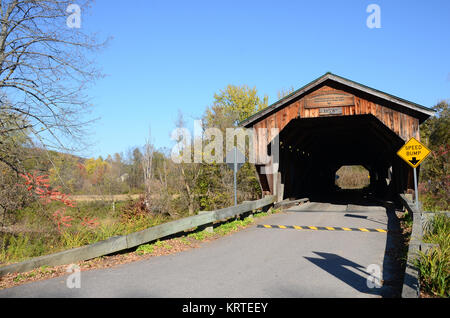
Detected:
[397,137,431,168]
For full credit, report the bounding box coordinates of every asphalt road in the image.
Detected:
[0,200,403,298]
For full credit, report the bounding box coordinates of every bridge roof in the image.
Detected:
[240,72,436,127]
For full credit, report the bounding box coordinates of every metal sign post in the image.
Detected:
[413,167,419,210]
[234,147,237,206]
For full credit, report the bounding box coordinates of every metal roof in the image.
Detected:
[240,72,436,127]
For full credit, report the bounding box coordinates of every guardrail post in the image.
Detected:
[199,211,214,233]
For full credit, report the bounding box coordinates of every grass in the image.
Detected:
[0,198,281,267]
[402,209,414,229]
[188,208,279,240]
[414,213,450,297]
[0,199,172,265]
[136,240,175,255]
[0,206,283,289]
[136,243,155,255]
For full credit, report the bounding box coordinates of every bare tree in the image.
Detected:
[172,111,202,215]
[0,0,107,171]
[277,86,295,100]
[142,128,154,211]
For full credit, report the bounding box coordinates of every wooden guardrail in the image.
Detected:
[399,193,423,298]
[0,196,276,277]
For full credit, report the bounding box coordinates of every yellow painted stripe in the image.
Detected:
[258,224,387,233]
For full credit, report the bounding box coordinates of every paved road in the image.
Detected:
[0,201,403,298]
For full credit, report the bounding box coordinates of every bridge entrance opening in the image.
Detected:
[277,114,406,201]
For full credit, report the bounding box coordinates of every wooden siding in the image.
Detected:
[252,85,420,165]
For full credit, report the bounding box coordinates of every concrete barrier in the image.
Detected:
[0,195,276,277]
[273,198,309,210]
[399,194,422,298]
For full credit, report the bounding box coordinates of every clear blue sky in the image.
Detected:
[80,0,450,159]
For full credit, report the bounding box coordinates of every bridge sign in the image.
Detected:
[226,147,246,171]
[396,137,431,169]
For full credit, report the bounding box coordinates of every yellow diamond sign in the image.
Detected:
[397,137,431,168]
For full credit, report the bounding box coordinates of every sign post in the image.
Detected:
[226,147,246,206]
[234,147,237,206]
[396,137,431,210]
[413,167,418,210]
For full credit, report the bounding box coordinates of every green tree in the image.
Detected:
[124,147,145,191]
[48,153,83,193]
[204,85,268,130]
[201,85,268,207]
[421,101,450,146]
[84,157,110,186]
[419,100,449,210]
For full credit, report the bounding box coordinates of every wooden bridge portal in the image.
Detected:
[240,73,435,202]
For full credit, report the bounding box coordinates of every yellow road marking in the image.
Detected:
[258,224,387,233]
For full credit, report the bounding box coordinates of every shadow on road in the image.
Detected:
[304,252,383,296]
[300,189,405,297]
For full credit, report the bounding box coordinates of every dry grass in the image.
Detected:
[336,166,370,189]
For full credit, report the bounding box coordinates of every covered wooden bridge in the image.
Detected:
[240,73,435,202]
